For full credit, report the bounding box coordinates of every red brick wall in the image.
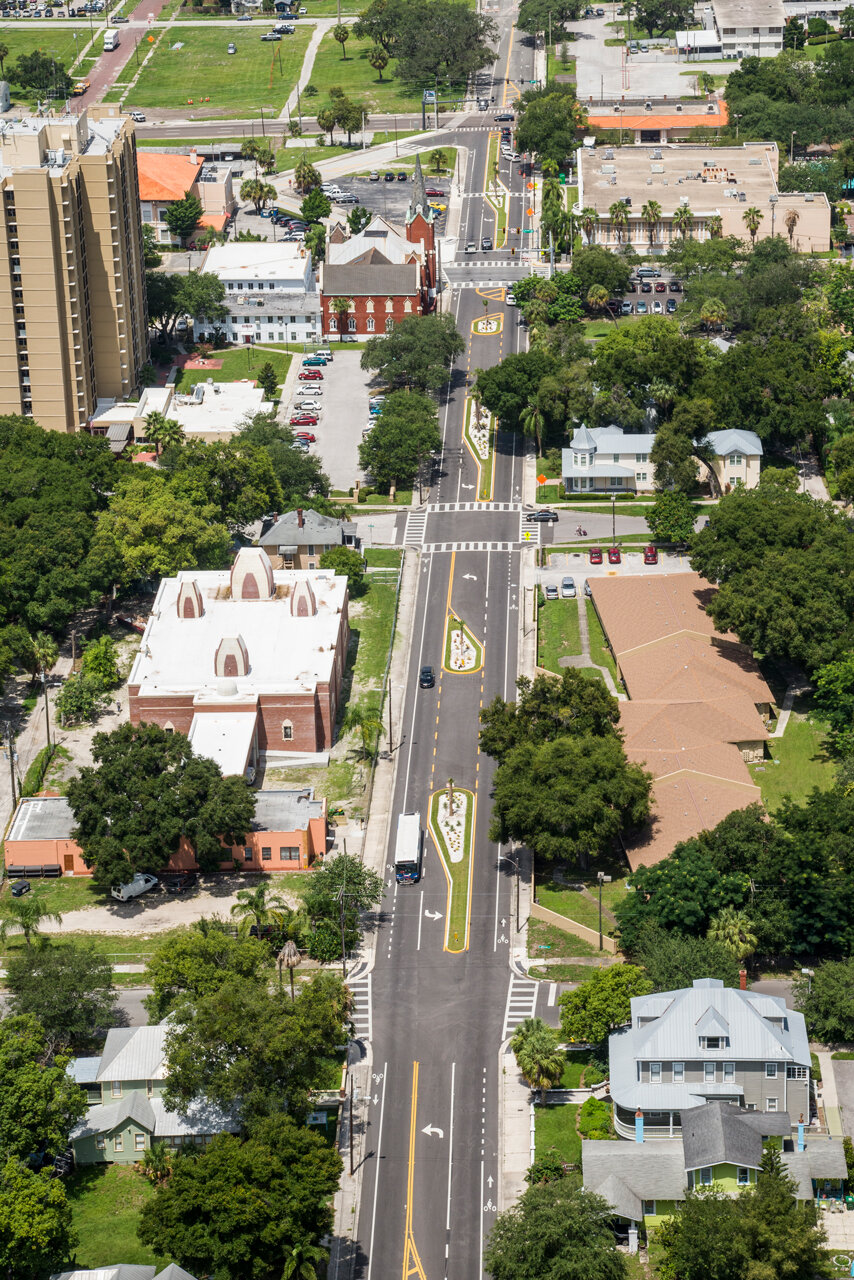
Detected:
[320,291,424,338]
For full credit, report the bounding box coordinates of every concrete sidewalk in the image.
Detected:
[817,1050,845,1138]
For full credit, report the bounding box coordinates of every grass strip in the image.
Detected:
[443,612,484,674]
[585,600,619,683]
[534,1103,580,1165]
[537,597,582,672]
[428,788,474,952]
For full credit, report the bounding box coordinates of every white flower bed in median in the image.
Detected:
[448,623,478,671]
[466,399,491,462]
[436,790,470,864]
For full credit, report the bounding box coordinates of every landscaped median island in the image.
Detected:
[443,611,483,674]
[462,394,496,501]
[428,782,475,952]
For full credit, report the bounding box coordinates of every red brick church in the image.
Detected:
[319,156,438,338]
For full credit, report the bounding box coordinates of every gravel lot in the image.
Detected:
[39,879,302,936]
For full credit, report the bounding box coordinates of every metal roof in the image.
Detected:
[706,428,763,457]
[67,1057,101,1085]
[51,1268,157,1280]
[96,1025,168,1083]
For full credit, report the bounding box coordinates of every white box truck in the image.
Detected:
[103,29,119,51]
[394,812,423,884]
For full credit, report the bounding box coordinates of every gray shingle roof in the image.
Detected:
[583,1139,686,1217]
[681,1102,790,1172]
[322,262,419,296]
[262,508,348,547]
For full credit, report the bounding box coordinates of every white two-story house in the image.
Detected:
[561,424,762,495]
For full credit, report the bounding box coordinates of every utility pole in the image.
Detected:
[597,871,612,951]
[349,1074,355,1175]
[42,674,50,749]
[3,722,16,807]
[387,685,393,755]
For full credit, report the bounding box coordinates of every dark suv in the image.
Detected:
[419,665,435,688]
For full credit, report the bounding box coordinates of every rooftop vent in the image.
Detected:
[805,192,814,201]
[604,148,614,159]
[707,103,715,113]
[676,103,683,111]
[645,101,653,110]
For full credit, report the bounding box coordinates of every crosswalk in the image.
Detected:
[403,508,428,546]
[348,974,372,1043]
[430,501,520,513]
[425,540,518,553]
[502,973,539,1041]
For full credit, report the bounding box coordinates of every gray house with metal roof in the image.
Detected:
[53,1267,199,1280]
[610,979,811,1139]
[68,1024,239,1165]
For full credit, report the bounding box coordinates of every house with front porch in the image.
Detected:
[560,424,762,495]
[609,979,811,1141]
[68,1024,239,1165]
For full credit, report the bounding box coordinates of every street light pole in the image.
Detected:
[611,494,616,546]
[597,870,612,951]
[790,129,797,164]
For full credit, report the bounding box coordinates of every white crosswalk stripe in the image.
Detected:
[502,974,539,1041]
[426,540,518,553]
[519,512,541,545]
[348,974,372,1042]
[404,508,428,546]
[429,501,520,513]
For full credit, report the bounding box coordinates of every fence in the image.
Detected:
[530,901,619,955]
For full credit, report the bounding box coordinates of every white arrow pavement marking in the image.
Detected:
[500,918,506,928]
[461,483,475,490]
[463,573,478,580]
[422,1125,445,1138]
[425,909,443,920]
[372,1095,379,1105]
[487,1175,494,1188]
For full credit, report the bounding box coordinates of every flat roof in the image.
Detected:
[7,795,74,843]
[588,98,728,126]
[578,142,779,216]
[188,712,256,777]
[202,242,310,279]
[252,789,324,832]
[169,381,272,437]
[711,0,784,24]
[129,565,348,699]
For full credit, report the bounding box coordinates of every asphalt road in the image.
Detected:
[340,9,553,1279]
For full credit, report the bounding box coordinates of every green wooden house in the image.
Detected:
[68,1024,239,1166]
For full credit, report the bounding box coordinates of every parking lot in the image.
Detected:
[285,348,380,491]
[616,267,683,317]
[327,171,450,236]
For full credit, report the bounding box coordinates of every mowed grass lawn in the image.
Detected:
[0,25,92,84]
[538,596,581,673]
[534,1103,580,1165]
[107,23,312,112]
[310,32,464,114]
[748,697,835,812]
[535,875,628,940]
[66,1165,168,1269]
[174,347,291,391]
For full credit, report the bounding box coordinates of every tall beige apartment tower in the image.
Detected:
[0,106,148,434]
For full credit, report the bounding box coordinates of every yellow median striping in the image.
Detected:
[401,1061,427,1280]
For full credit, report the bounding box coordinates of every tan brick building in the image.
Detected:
[0,107,148,434]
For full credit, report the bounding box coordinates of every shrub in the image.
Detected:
[21,744,54,798]
[577,1097,613,1138]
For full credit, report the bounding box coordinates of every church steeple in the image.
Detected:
[408,154,433,224]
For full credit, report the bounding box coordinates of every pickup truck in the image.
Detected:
[111,873,158,902]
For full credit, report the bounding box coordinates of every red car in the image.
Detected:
[654,281,667,293]
[290,414,318,426]
[589,547,603,564]
[299,370,323,381]
[294,430,316,442]
[425,186,445,197]
[644,545,658,564]
[608,547,621,564]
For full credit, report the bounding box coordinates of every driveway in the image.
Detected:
[569,14,731,101]
[39,879,302,936]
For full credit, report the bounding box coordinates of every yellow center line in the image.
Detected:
[401,1062,427,1280]
[501,25,516,108]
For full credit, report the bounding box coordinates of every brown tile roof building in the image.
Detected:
[588,573,773,869]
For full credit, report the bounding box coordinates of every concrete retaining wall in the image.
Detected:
[530,901,619,955]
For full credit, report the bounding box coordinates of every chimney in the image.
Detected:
[634,1109,644,1144]
[190,147,198,166]
[739,969,747,990]
[297,508,304,529]
[797,1122,805,1152]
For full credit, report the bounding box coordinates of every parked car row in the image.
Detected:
[289,348,338,447]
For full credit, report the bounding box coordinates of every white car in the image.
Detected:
[506,291,516,305]
[111,873,159,902]
[294,399,322,411]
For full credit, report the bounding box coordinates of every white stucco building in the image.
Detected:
[193,243,321,347]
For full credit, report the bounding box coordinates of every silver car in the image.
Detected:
[561,576,576,599]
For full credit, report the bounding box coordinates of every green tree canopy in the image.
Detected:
[515,83,586,166]
[794,957,854,1043]
[484,1181,627,1280]
[0,1159,76,1280]
[358,390,441,491]
[163,191,203,244]
[6,944,117,1056]
[517,0,583,35]
[67,723,256,887]
[475,348,561,431]
[629,923,742,991]
[646,490,696,543]
[238,413,332,508]
[0,1016,86,1161]
[143,922,273,1022]
[360,313,465,392]
[480,670,620,765]
[12,50,70,97]
[138,1116,341,1280]
[318,546,366,595]
[159,436,283,530]
[559,964,652,1044]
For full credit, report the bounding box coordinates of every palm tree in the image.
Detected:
[520,398,545,456]
[368,44,389,80]
[294,154,320,194]
[0,42,9,76]
[429,148,447,174]
[282,1242,328,1280]
[332,21,350,57]
[578,206,598,245]
[586,283,614,326]
[137,1141,173,1186]
[342,702,382,760]
[707,906,757,966]
[641,199,662,248]
[541,157,559,179]
[708,214,723,239]
[1,895,62,948]
[672,204,693,240]
[608,200,629,245]
[330,296,351,342]
[230,882,290,935]
[742,205,763,247]
[511,1017,565,1103]
[30,631,58,749]
[144,410,184,456]
[277,938,301,1002]
[785,207,800,246]
[700,297,728,331]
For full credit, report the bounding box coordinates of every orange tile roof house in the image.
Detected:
[137,150,235,245]
[588,574,772,869]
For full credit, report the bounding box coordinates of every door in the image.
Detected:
[64,854,74,872]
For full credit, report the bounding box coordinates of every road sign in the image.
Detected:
[527,207,534,216]
[522,229,533,233]
[537,473,547,485]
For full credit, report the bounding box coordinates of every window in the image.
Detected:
[787,1065,808,1080]
[244,847,253,862]
[330,316,337,331]
[635,453,648,463]
[705,1036,721,1050]
[636,472,647,482]
[650,1062,662,1083]
[729,453,743,465]
[672,1062,684,1083]
[113,1133,124,1153]
[248,282,254,291]
[367,317,375,332]
[348,317,357,332]
[723,1062,735,1083]
[699,1167,713,1185]
[135,1133,146,1151]
[95,1136,106,1150]
[766,1098,778,1112]
[227,281,234,291]
[642,1200,656,1216]
[111,1081,123,1098]
[737,1167,750,1185]
[279,332,284,342]
[282,721,294,741]
[280,846,299,861]
[385,317,394,332]
[765,1063,777,1078]
[704,1063,716,1082]
[307,544,315,555]
[146,1080,154,1097]
[261,846,272,861]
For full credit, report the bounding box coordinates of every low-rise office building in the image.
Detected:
[137,149,235,245]
[576,141,831,253]
[89,377,273,446]
[193,241,320,347]
[586,98,728,144]
[706,0,785,56]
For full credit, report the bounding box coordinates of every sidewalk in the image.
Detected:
[816,1050,844,1138]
